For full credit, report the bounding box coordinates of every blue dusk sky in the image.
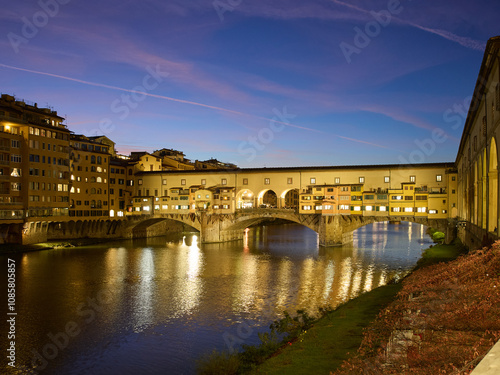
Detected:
[1,0,499,167]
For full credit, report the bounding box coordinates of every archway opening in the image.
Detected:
[257,189,277,208]
[236,189,255,209]
[281,188,299,209]
[489,138,498,233]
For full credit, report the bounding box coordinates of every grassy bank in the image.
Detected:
[250,283,402,375]
[252,243,467,375]
[197,241,468,374]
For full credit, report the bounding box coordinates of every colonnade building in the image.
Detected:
[456,36,500,244]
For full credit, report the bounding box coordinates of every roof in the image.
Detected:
[134,162,455,176]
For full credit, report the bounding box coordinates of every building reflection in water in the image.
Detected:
[172,235,204,318]
[132,247,155,332]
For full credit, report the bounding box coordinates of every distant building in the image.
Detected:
[195,158,237,170]
[69,134,111,219]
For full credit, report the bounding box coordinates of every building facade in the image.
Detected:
[0,94,71,230]
[456,36,500,241]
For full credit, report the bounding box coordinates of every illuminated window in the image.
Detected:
[359,177,365,183]
[335,177,340,184]
[264,178,270,185]
[365,206,373,211]
[384,176,390,183]
[10,168,21,177]
[404,207,413,212]
[221,178,227,185]
[310,178,316,184]
[436,175,442,182]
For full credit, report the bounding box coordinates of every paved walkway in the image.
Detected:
[471,339,500,375]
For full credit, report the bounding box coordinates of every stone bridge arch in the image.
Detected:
[128,210,456,246]
[127,214,202,239]
[229,210,320,232]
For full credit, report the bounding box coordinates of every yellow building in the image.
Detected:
[69,134,111,218]
[350,184,363,215]
[0,94,71,225]
[456,36,500,236]
[362,190,389,216]
[108,158,128,218]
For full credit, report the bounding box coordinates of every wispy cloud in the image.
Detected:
[0,62,320,132]
[330,0,486,51]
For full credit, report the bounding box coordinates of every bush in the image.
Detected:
[432,231,445,244]
[196,350,240,375]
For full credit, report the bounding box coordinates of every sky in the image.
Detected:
[0,0,498,168]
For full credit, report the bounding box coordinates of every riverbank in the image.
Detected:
[0,237,124,254]
[250,242,467,374]
[252,240,500,375]
[197,241,469,374]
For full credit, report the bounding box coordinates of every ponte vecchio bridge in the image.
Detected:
[124,162,458,246]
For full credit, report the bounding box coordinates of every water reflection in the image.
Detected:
[133,248,155,332]
[0,221,432,375]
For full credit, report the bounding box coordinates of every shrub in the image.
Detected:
[196,350,240,375]
[432,231,445,244]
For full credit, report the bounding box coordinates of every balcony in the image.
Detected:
[0,160,9,166]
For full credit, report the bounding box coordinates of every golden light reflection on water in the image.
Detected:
[8,223,431,373]
[132,247,155,332]
[364,264,375,292]
[275,259,293,310]
[233,249,259,313]
[322,260,335,304]
[173,235,204,318]
[338,257,353,302]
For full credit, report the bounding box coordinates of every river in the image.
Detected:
[1,221,433,374]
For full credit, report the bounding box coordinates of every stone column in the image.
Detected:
[318,215,345,246]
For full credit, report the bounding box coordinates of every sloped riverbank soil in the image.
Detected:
[332,241,500,375]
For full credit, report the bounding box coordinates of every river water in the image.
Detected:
[1,221,433,374]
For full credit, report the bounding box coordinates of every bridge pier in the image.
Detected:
[318,215,351,246]
[200,213,244,243]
